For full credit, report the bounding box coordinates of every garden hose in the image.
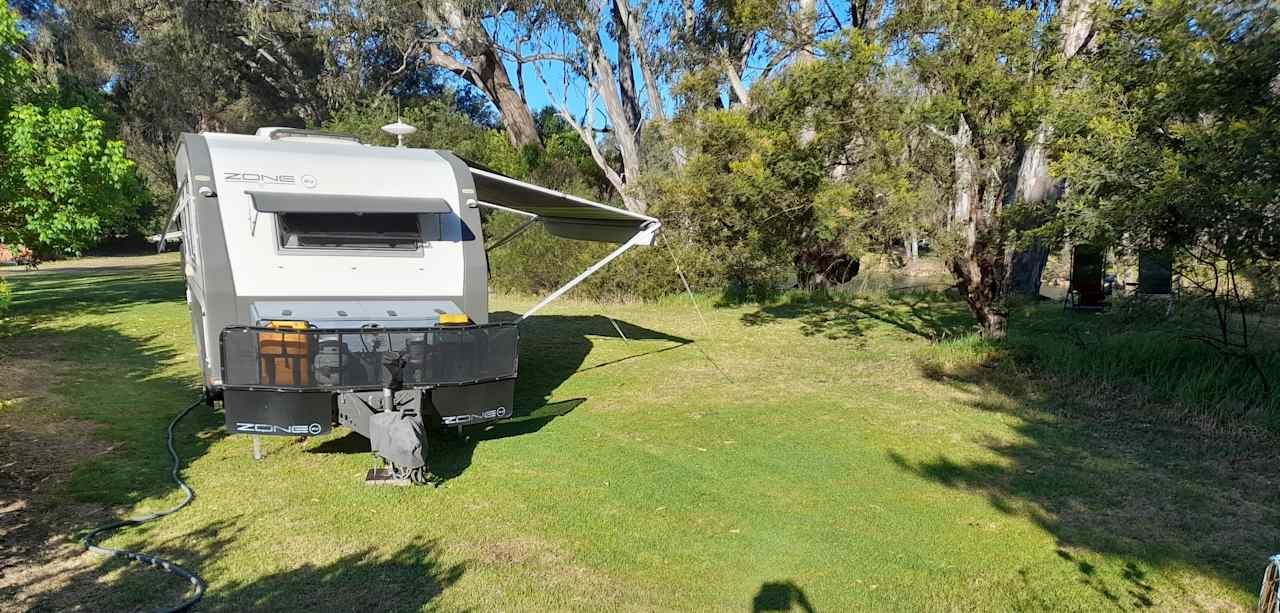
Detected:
[81,398,208,612]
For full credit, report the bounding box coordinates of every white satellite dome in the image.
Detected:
[380,119,418,147]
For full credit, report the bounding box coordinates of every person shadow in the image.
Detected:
[751,581,816,613]
[309,312,691,483]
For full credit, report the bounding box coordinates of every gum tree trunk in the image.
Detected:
[1006,0,1097,297]
[936,115,1009,341]
[473,48,543,150]
[424,2,542,151]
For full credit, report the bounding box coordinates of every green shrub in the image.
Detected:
[907,292,1280,434]
[484,214,723,302]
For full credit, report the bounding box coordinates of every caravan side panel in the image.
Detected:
[177,134,241,387]
[437,151,489,324]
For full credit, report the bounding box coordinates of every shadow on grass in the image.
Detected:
[894,345,1280,606]
[437,312,689,481]
[209,539,464,612]
[11,516,463,612]
[2,263,186,318]
[0,262,222,507]
[309,396,586,479]
[311,312,691,483]
[752,580,816,612]
[1,268,226,609]
[740,293,972,342]
[0,324,223,507]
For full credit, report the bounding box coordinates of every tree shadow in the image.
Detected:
[0,324,224,507]
[740,293,972,342]
[4,518,241,612]
[11,514,463,612]
[893,349,1280,605]
[1,267,227,610]
[209,540,463,612]
[310,312,692,483]
[0,263,186,319]
[751,580,816,612]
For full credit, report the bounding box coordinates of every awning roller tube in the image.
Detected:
[247,191,452,214]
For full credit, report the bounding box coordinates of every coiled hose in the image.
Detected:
[82,398,208,612]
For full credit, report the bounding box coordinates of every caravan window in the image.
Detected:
[277,213,437,250]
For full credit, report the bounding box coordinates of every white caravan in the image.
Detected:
[166,127,658,481]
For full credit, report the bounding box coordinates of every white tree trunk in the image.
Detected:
[952,115,975,235]
[795,0,820,65]
[934,115,1010,340]
[586,43,645,213]
[1007,0,1097,296]
[614,0,666,122]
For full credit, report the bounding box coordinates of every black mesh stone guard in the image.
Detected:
[219,322,519,391]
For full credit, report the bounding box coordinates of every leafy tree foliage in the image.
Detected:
[650,31,896,293]
[14,0,496,233]
[1051,0,1279,385]
[0,6,28,113]
[0,7,143,259]
[1052,0,1279,262]
[889,1,1069,339]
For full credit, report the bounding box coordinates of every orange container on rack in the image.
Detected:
[258,320,312,385]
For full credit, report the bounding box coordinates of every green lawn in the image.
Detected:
[1,255,1273,611]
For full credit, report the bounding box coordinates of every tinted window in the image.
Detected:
[277,213,423,250]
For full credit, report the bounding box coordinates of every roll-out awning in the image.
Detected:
[466,166,658,244]
[247,191,452,214]
[461,163,662,320]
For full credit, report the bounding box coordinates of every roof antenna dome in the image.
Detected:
[380,118,417,147]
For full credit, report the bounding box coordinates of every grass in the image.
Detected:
[1005,299,1280,429]
[1,254,1276,611]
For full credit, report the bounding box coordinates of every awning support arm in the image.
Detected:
[157,196,185,254]
[519,222,661,322]
[486,216,539,253]
[476,200,538,218]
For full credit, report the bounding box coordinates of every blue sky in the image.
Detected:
[467,0,858,130]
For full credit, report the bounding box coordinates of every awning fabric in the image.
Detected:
[467,167,658,244]
[247,191,451,214]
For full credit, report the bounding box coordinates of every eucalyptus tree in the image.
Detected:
[889,0,1067,339]
[664,0,851,111]
[13,0,331,214]
[1005,0,1099,297]
[303,0,543,149]
[415,1,543,149]
[507,0,844,215]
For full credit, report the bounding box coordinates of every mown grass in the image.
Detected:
[1,255,1276,612]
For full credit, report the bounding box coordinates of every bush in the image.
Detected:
[484,214,722,302]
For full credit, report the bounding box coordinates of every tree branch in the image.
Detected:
[926,124,960,146]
